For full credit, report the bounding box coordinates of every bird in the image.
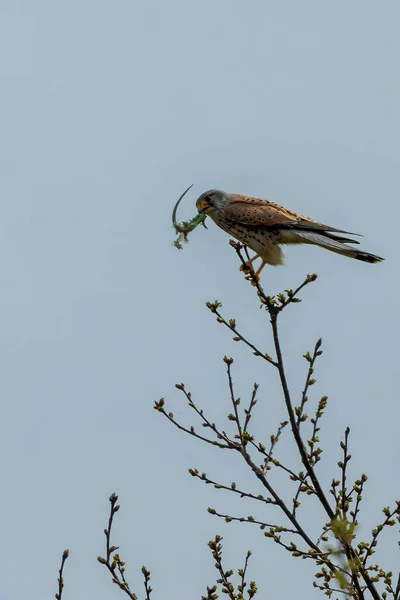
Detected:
[194,189,384,282]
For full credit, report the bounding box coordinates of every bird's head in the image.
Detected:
[196,190,229,216]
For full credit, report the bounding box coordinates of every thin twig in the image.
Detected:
[208,508,301,535]
[307,395,328,465]
[154,398,232,449]
[363,503,400,568]
[296,341,322,427]
[180,383,236,446]
[55,549,69,600]
[226,359,244,444]
[350,474,367,525]
[239,550,251,597]
[98,493,152,599]
[249,439,309,485]
[243,383,259,432]
[313,581,356,597]
[208,536,237,600]
[206,300,277,367]
[189,468,276,505]
[278,276,318,312]
[265,420,288,466]
[340,428,351,517]
[142,567,152,600]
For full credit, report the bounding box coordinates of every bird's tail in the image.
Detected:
[282,230,384,264]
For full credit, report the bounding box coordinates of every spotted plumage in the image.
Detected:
[195,190,383,280]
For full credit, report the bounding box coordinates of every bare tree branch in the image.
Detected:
[97,493,152,599]
[55,549,69,600]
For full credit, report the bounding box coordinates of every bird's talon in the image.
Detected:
[244,273,260,285]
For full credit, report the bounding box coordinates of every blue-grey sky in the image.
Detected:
[0,1,399,599]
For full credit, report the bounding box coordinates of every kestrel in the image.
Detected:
[192,189,383,281]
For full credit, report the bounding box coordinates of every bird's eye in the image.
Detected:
[196,193,214,212]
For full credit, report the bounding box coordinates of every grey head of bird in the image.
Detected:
[195,190,231,217]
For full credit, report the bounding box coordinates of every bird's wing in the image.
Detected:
[224,194,359,236]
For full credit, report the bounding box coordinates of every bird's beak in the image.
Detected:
[196,197,211,213]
